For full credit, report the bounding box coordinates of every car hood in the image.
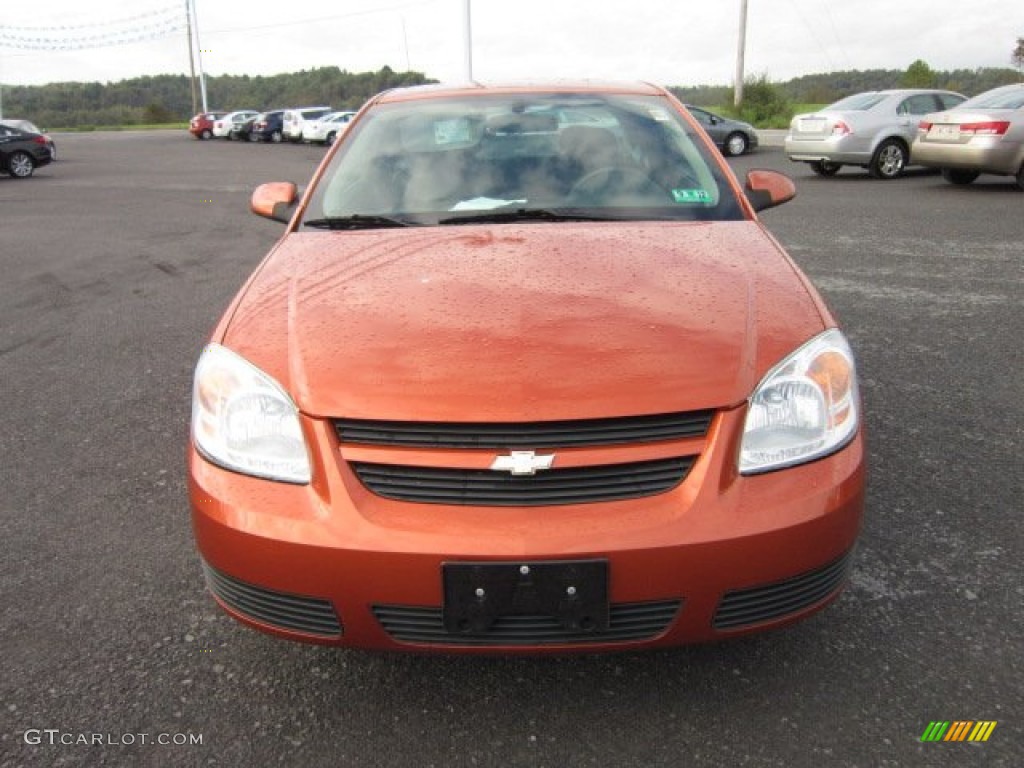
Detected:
[220,223,827,421]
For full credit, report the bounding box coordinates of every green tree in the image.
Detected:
[901,59,937,88]
[1013,37,1024,75]
[143,103,176,124]
[733,74,792,128]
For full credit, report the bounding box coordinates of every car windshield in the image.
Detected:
[962,87,1024,111]
[826,93,887,112]
[304,92,743,227]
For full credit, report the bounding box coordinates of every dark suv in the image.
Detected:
[249,111,286,143]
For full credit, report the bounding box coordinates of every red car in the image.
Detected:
[189,82,865,653]
[189,111,227,140]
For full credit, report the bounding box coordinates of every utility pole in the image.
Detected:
[401,16,411,71]
[185,0,197,115]
[463,0,473,82]
[192,0,208,112]
[734,0,748,108]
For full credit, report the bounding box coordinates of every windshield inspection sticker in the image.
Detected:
[434,118,472,146]
[672,188,712,203]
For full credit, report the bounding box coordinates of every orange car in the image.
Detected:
[189,82,865,653]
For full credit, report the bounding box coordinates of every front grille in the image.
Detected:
[712,550,854,631]
[352,456,695,506]
[335,410,713,449]
[373,600,681,646]
[202,562,342,637]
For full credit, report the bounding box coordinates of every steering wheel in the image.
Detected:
[569,166,666,203]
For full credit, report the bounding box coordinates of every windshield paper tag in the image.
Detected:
[672,188,711,203]
[434,119,471,146]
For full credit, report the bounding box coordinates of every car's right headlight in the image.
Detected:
[191,343,311,484]
[739,328,859,474]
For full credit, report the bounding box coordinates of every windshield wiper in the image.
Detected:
[304,214,417,230]
[438,208,617,226]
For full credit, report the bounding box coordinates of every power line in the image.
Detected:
[200,0,437,37]
[783,0,837,72]
[0,5,184,52]
[0,5,181,33]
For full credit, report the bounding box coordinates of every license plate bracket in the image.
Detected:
[443,560,609,635]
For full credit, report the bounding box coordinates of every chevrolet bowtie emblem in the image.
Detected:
[490,451,555,476]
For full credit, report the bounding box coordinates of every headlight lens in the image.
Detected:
[740,328,859,474]
[191,344,311,484]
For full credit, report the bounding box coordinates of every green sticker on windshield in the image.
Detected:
[672,188,711,203]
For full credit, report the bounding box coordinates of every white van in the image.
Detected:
[282,106,333,142]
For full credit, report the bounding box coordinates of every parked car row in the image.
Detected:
[190,107,357,145]
[188,83,1024,189]
[784,83,1024,188]
[194,104,751,155]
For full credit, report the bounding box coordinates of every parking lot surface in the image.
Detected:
[1,131,1021,767]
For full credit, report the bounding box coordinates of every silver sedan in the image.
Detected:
[911,83,1024,189]
[785,89,966,179]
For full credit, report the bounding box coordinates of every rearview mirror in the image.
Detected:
[251,182,299,223]
[744,170,796,212]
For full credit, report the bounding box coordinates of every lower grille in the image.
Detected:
[352,456,695,506]
[374,600,681,646]
[202,562,342,637]
[713,550,854,631]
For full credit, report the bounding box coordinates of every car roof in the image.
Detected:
[373,80,667,105]
[857,89,960,97]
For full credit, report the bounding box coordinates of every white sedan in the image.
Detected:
[303,111,356,145]
[214,111,259,139]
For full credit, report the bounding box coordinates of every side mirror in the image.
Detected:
[251,182,299,223]
[744,170,796,212]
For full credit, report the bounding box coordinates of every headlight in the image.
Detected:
[191,344,311,484]
[739,328,859,474]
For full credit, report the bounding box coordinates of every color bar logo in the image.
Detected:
[921,721,997,742]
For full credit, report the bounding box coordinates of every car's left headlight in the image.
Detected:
[739,328,859,474]
[191,343,311,484]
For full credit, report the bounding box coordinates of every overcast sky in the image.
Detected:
[1,0,1021,89]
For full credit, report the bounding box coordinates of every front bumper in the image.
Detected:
[189,407,865,653]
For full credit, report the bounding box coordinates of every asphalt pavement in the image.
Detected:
[1,131,1021,767]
